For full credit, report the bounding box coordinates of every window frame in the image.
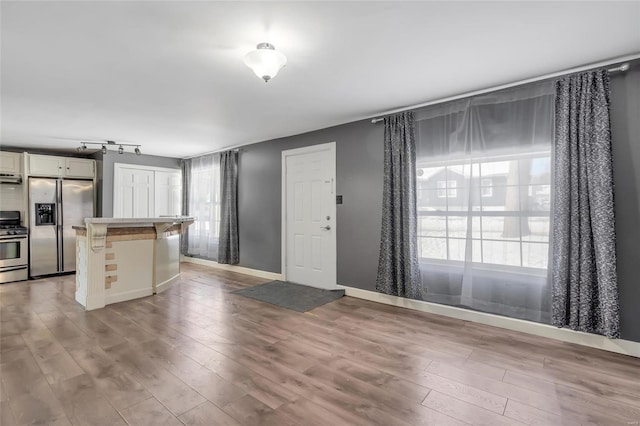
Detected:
[416,149,551,274]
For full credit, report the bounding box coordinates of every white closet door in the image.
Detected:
[114,168,155,218]
[154,171,182,216]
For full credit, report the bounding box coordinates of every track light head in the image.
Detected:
[134,146,141,155]
[101,145,107,155]
[118,145,124,154]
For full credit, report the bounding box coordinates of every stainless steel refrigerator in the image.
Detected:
[29,178,94,277]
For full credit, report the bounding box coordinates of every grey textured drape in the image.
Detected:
[376,112,421,299]
[218,150,239,264]
[181,159,191,255]
[551,70,620,338]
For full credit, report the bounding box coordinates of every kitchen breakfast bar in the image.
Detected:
[74,217,194,310]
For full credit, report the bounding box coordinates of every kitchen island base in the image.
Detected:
[74,218,193,310]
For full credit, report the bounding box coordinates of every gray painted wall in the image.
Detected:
[236,65,640,342]
[238,119,384,290]
[95,151,181,217]
[610,63,640,342]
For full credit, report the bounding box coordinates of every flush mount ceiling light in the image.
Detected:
[76,140,142,155]
[243,43,287,82]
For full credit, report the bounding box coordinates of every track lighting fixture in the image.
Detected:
[75,141,142,155]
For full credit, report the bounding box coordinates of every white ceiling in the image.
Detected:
[1,1,639,158]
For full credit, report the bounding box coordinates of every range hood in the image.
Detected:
[0,174,22,184]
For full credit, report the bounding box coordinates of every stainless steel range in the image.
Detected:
[0,211,28,283]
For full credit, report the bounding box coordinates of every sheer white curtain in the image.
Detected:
[415,82,555,323]
[186,153,221,259]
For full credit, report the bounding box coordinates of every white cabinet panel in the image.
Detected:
[113,164,181,219]
[28,154,95,178]
[114,168,154,218]
[29,154,64,176]
[0,152,22,174]
[65,158,95,178]
[154,171,182,217]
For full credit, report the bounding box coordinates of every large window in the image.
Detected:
[186,154,221,259]
[417,151,551,271]
[414,81,554,323]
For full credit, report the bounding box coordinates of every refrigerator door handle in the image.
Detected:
[57,179,62,272]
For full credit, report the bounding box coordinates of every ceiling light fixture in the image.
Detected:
[75,141,142,155]
[243,43,287,82]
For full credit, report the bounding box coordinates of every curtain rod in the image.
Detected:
[182,146,243,160]
[370,55,637,124]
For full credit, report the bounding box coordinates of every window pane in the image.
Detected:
[481,216,520,241]
[449,238,482,262]
[527,185,551,212]
[447,216,466,238]
[446,185,471,211]
[482,240,521,267]
[481,160,517,184]
[521,156,551,186]
[419,237,447,260]
[418,216,446,237]
[417,166,444,189]
[522,242,549,269]
[481,186,519,212]
[522,217,549,242]
[416,151,550,272]
[418,189,444,210]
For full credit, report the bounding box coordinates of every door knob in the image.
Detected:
[320,225,331,231]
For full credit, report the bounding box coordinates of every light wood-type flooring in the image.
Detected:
[1,263,640,425]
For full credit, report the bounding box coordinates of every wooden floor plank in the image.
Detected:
[0,263,638,426]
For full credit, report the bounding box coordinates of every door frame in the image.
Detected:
[281,142,337,288]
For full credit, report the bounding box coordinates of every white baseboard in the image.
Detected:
[338,285,640,358]
[155,274,179,294]
[105,288,153,305]
[180,255,283,281]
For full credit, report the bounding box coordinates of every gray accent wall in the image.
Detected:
[95,151,181,217]
[238,119,384,291]
[236,64,640,342]
[610,62,640,342]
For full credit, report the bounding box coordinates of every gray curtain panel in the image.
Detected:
[551,70,620,338]
[218,150,239,264]
[180,158,191,255]
[376,112,422,299]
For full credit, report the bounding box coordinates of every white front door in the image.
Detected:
[283,142,336,289]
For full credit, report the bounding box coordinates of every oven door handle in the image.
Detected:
[0,265,28,272]
[0,235,27,241]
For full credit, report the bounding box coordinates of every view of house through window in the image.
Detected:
[417,151,551,271]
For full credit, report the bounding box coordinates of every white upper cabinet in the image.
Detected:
[28,154,95,178]
[0,152,23,174]
[65,158,94,178]
[29,154,64,176]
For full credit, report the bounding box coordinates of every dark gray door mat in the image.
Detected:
[232,281,344,312]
